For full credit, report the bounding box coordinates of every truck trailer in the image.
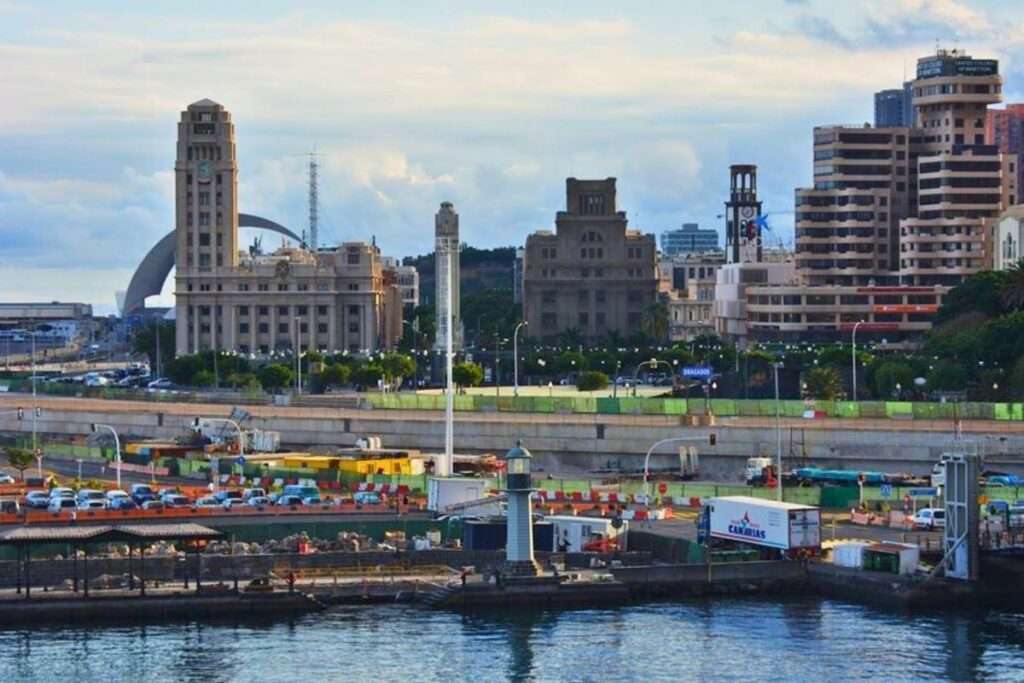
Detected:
[703,496,821,556]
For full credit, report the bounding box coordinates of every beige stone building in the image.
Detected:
[173,99,399,356]
[523,178,658,344]
[662,252,724,341]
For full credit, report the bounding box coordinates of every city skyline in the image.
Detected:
[4,1,1024,312]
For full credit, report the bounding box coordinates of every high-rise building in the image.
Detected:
[660,223,719,257]
[795,124,913,286]
[523,178,657,344]
[986,104,1024,207]
[735,50,1013,343]
[901,49,1014,285]
[874,82,913,127]
[434,202,463,351]
[172,99,398,356]
[723,165,763,264]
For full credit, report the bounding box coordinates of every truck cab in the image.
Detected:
[745,457,774,485]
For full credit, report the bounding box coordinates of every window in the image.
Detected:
[278,323,289,334]
[299,323,309,334]
[595,290,606,304]
[257,283,269,292]
[298,283,309,291]
[238,283,249,292]
[348,322,359,333]
[541,312,557,328]
[278,306,288,316]
[541,290,556,304]
[239,323,250,334]
[198,254,210,267]
[199,233,210,246]
[297,305,308,316]
[347,251,360,265]
[348,305,360,316]
[238,306,249,316]
[578,290,588,304]
[579,194,605,215]
[347,283,358,291]
[277,284,288,291]
[258,306,269,316]
[199,212,210,226]
[578,312,589,326]
[317,323,328,334]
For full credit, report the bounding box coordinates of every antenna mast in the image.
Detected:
[308,148,319,250]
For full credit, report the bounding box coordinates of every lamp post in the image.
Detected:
[30,326,37,462]
[851,321,864,401]
[513,321,527,397]
[643,435,716,498]
[195,417,244,472]
[91,423,122,489]
[772,361,784,502]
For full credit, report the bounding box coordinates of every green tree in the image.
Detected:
[555,351,588,375]
[258,364,294,392]
[226,372,261,391]
[558,327,584,350]
[936,270,1008,323]
[1001,259,1024,311]
[926,361,968,392]
[576,370,609,392]
[166,354,205,385]
[1008,357,1024,400]
[4,447,34,481]
[873,361,914,399]
[642,301,670,343]
[380,352,416,386]
[132,321,176,376]
[452,362,484,391]
[802,367,844,401]
[192,370,216,388]
[352,363,383,389]
[320,363,351,389]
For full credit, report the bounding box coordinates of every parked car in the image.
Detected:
[161,494,191,508]
[222,498,248,511]
[353,491,382,505]
[912,508,946,530]
[0,498,21,514]
[130,484,157,505]
[194,496,221,509]
[242,487,267,501]
[0,473,15,485]
[302,495,323,506]
[25,491,51,509]
[48,497,78,513]
[49,487,76,501]
[108,496,138,511]
[77,499,106,511]
[76,489,105,505]
[146,378,174,390]
[141,500,164,511]
[213,490,243,504]
[105,489,131,501]
[247,496,271,507]
[157,488,179,499]
[275,494,304,507]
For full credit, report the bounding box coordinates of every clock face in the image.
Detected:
[741,206,755,219]
[197,160,212,182]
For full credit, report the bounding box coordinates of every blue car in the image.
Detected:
[25,491,50,509]
[130,484,156,505]
[109,496,138,511]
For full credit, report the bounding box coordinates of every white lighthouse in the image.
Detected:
[503,440,540,577]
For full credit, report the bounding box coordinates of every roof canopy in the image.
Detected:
[0,523,222,546]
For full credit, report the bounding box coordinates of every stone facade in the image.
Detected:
[523,178,658,344]
[173,99,397,356]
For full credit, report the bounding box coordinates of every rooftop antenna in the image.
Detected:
[308,147,319,251]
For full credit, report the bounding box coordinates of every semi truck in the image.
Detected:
[701,496,821,556]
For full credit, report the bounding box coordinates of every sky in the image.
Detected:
[2,0,1024,314]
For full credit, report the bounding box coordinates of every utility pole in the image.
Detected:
[773,362,784,502]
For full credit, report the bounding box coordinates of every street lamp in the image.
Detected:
[513,321,528,397]
[643,434,717,498]
[772,362,783,502]
[194,417,244,476]
[91,423,122,489]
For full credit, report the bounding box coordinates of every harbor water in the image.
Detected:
[1,597,1022,682]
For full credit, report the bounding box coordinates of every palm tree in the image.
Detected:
[803,367,844,401]
[642,301,669,343]
[1000,258,1024,311]
[558,327,584,350]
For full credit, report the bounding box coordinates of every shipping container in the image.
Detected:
[705,496,821,553]
[543,515,627,552]
[462,520,553,551]
[427,477,494,513]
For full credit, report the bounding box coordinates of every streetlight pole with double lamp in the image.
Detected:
[851,321,864,400]
[91,423,122,489]
[513,321,527,397]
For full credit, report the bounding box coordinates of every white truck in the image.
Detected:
[704,496,821,555]
[744,457,774,485]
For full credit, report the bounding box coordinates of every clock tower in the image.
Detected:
[724,164,763,264]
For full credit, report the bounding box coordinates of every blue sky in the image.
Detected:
[2,0,1024,313]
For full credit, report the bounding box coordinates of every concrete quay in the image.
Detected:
[2,394,1024,477]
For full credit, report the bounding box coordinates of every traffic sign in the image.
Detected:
[907,487,938,498]
[658,482,668,495]
[682,366,712,379]
[880,483,893,498]
[235,455,246,466]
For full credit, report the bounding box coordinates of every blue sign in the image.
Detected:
[682,366,712,379]
[907,487,938,498]
[235,455,246,466]
[880,484,893,499]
